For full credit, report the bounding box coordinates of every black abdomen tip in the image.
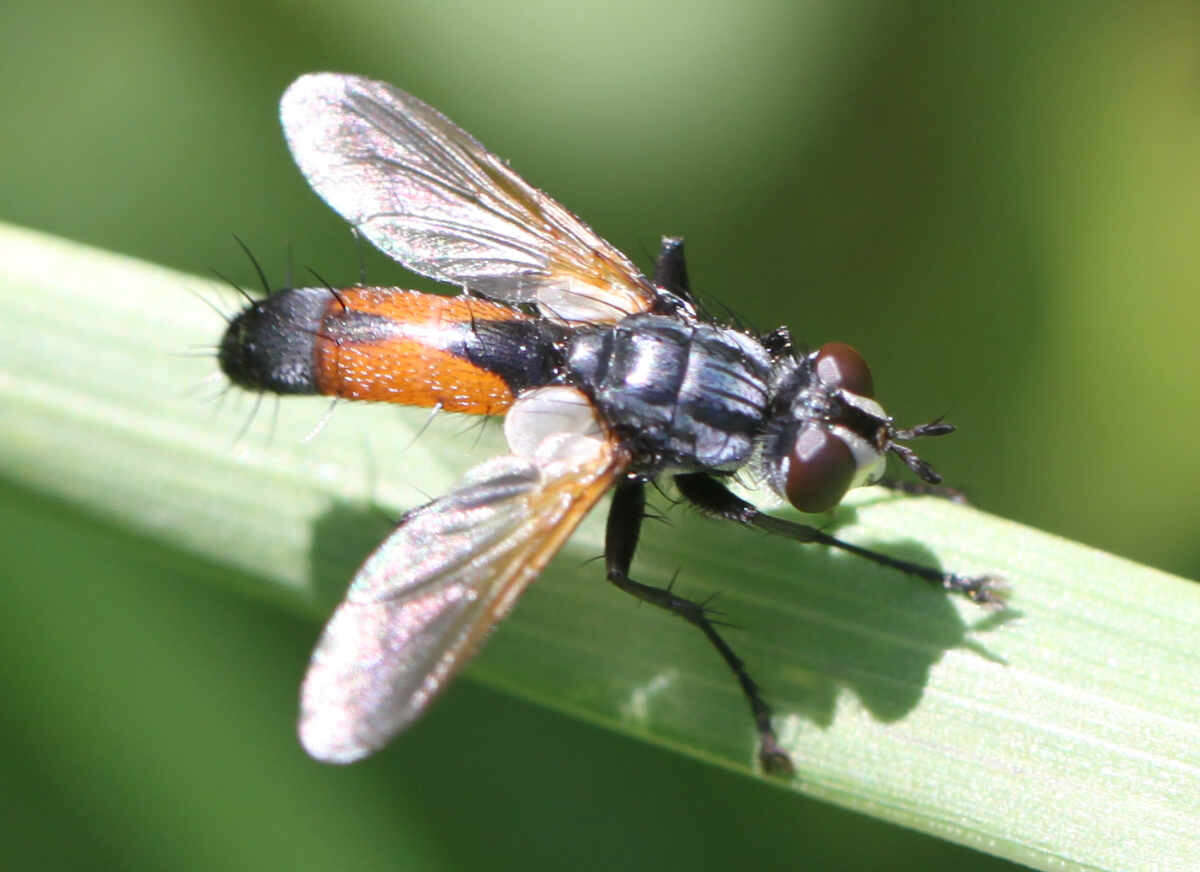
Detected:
[218,287,330,394]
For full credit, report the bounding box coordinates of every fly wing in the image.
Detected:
[281,73,658,323]
[299,430,627,763]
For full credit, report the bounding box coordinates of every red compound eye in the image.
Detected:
[785,425,856,513]
[814,342,874,398]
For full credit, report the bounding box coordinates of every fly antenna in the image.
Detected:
[889,416,957,483]
[887,442,942,484]
[893,418,955,440]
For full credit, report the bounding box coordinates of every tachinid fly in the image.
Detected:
[219,73,1004,775]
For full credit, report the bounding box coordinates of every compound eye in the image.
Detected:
[785,425,857,513]
[815,342,874,397]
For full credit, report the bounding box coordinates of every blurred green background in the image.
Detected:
[3,0,1198,869]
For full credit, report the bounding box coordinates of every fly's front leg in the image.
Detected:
[875,477,968,503]
[674,474,1005,607]
[605,477,794,775]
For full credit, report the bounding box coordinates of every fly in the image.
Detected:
[219,73,1005,775]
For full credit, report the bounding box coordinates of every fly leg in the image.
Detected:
[652,236,699,311]
[674,473,1005,607]
[875,477,968,503]
[605,476,794,775]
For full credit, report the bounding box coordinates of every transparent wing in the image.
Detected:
[281,72,658,323]
[299,429,627,763]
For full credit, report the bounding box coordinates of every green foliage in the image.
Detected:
[3,224,1199,871]
[5,3,1200,869]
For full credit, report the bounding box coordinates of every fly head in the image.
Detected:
[762,341,953,513]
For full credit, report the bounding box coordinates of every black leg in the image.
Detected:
[674,473,1005,607]
[605,476,794,775]
[652,236,697,306]
[875,477,968,504]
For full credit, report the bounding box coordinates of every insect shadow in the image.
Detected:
[615,496,1011,734]
[301,489,1006,747]
[306,499,398,611]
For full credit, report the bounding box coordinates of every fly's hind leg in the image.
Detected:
[674,473,1005,606]
[652,236,700,312]
[605,476,794,775]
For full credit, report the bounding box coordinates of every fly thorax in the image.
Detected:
[566,316,771,471]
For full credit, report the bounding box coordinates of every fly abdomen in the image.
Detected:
[219,285,329,395]
[219,287,565,414]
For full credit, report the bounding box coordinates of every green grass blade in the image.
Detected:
[2,221,1198,872]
